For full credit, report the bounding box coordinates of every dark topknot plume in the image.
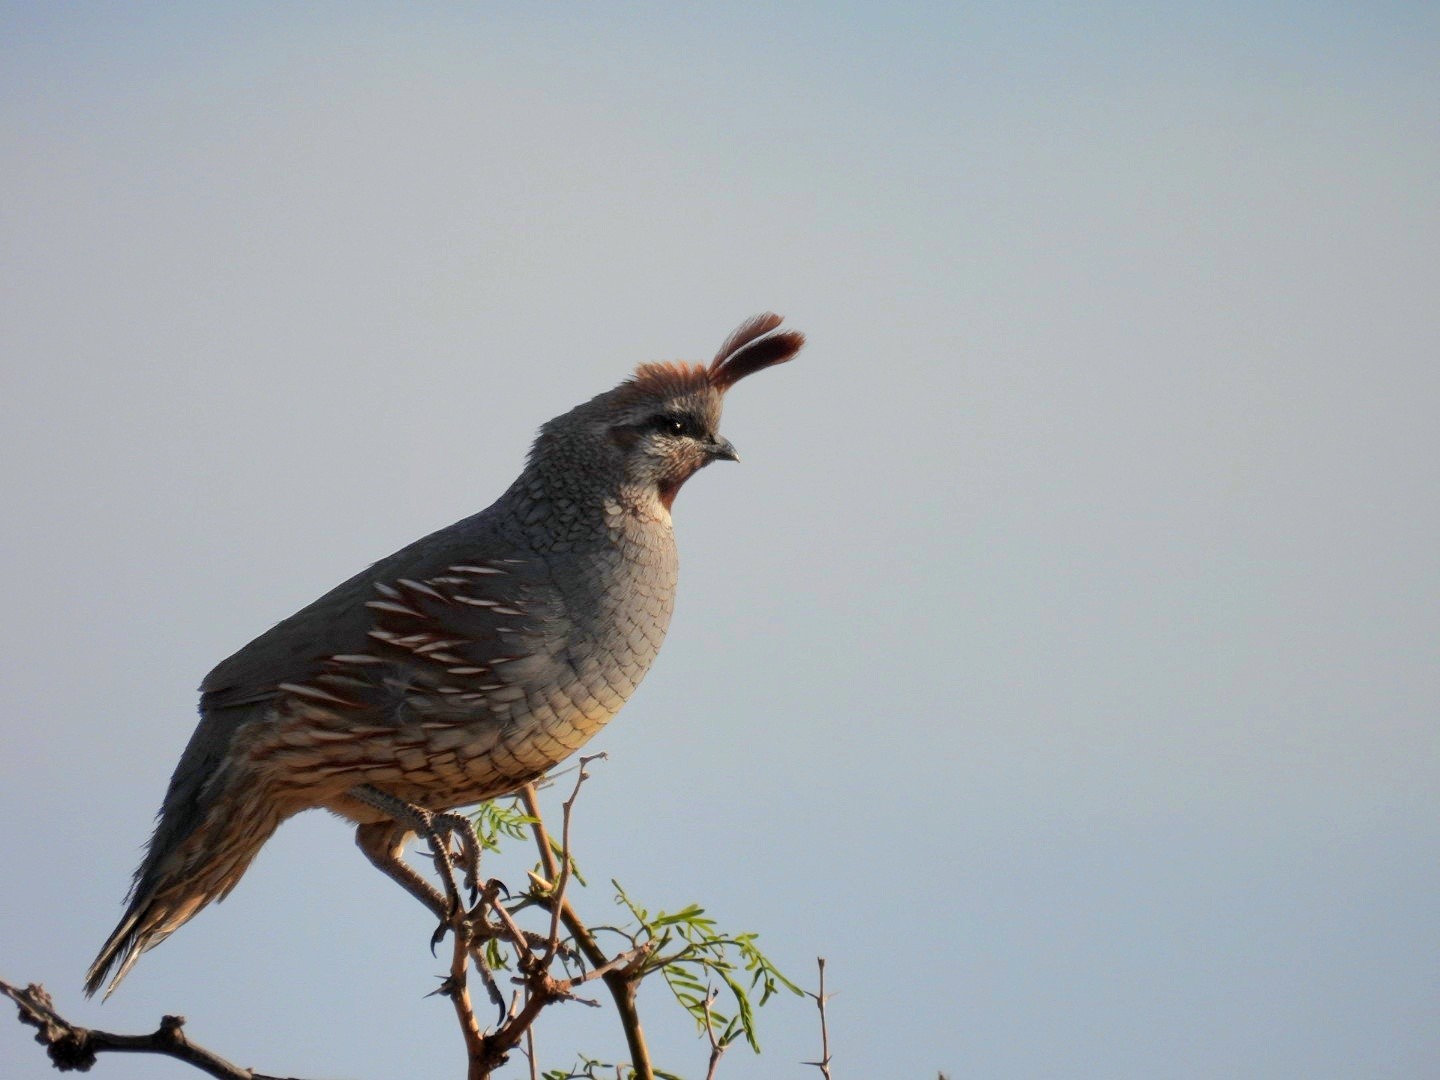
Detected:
[707,312,805,393]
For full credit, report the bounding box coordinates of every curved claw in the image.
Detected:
[429,887,469,955]
[430,918,449,956]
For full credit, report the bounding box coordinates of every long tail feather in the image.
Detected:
[85,794,280,998]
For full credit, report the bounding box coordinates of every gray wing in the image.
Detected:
[236,553,566,726]
[199,510,561,713]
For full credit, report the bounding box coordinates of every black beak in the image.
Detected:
[706,436,739,463]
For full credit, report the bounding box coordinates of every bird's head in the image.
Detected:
[530,313,805,515]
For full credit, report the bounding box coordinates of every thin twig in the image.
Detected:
[565,943,654,987]
[520,782,654,1080]
[525,1002,539,1080]
[1,978,307,1079]
[701,987,726,1080]
[804,957,834,1080]
[481,881,534,971]
[541,754,603,969]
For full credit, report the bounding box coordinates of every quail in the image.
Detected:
[85,313,805,998]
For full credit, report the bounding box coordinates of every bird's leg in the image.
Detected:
[354,820,449,918]
[355,820,509,1025]
[348,785,483,947]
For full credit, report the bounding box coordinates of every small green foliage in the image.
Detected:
[541,1058,684,1080]
[469,795,800,1077]
[470,797,537,853]
[481,935,508,972]
[470,796,587,885]
[612,881,803,1054]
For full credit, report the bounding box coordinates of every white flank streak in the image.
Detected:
[365,600,424,617]
[399,578,445,600]
[279,682,354,706]
[414,639,465,655]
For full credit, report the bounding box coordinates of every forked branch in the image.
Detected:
[0,979,304,1080]
[520,779,656,1080]
[455,755,651,1078]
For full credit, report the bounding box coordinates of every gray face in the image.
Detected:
[606,388,734,508]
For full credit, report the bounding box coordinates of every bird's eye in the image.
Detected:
[650,415,690,437]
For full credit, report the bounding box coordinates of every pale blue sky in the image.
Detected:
[3,3,1438,1078]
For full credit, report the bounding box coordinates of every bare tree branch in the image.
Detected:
[434,900,487,1080]
[540,754,601,970]
[1,978,307,1079]
[701,987,727,1080]
[804,957,834,1080]
[455,758,609,1076]
[520,781,655,1080]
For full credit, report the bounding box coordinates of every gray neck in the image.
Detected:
[498,461,668,555]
